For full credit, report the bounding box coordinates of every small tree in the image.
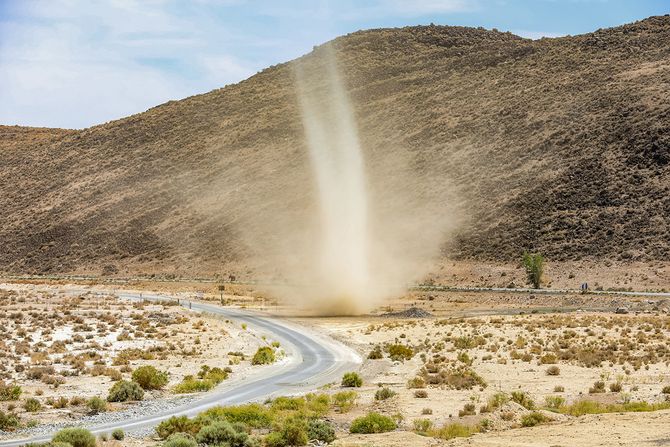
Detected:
[522,252,544,289]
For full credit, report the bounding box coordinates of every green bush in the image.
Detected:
[52,428,96,447]
[388,344,414,361]
[349,412,396,434]
[367,345,383,360]
[0,410,20,431]
[0,383,22,401]
[156,416,200,439]
[333,391,357,413]
[251,347,276,365]
[544,395,565,410]
[374,387,397,401]
[521,411,551,427]
[307,419,335,443]
[196,420,256,447]
[132,365,169,390]
[265,417,308,447]
[413,418,433,434]
[305,393,330,417]
[195,404,272,429]
[87,397,107,414]
[111,428,125,440]
[511,391,535,410]
[341,372,362,388]
[163,433,198,447]
[522,252,544,289]
[107,380,144,402]
[24,398,42,412]
[432,422,478,440]
[173,376,215,394]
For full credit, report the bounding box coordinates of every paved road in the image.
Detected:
[0,290,361,447]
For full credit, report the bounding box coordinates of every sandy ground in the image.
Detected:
[0,283,275,426]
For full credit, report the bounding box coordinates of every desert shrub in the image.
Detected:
[163,433,198,447]
[251,347,275,365]
[265,416,308,447]
[546,366,561,376]
[662,385,670,394]
[560,400,670,416]
[589,381,606,394]
[107,380,144,402]
[307,419,335,443]
[413,418,433,434]
[0,411,20,431]
[196,366,229,385]
[341,372,362,388]
[554,385,565,392]
[444,366,486,390]
[432,422,478,440]
[350,412,396,434]
[111,428,125,440]
[26,366,55,380]
[374,387,397,401]
[367,345,383,360]
[487,392,509,411]
[521,411,551,427]
[414,390,428,398]
[24,398,42,412]
[407,376,426,389]
[544,395,565,409]
[0,383,22,401]
[87,397,107,414]
[305,393,330,417]
[522,252,544,288]
[132,365,169,390]
[609,382,623,392]
[333,391,357,413]
[511,391,535,410]
[196,420,255,446]
[540,353,557,364]
[173,376,216,394]
[269,396,305,413]
[157,416,200,439]
[459,403,476,417]
[387,344,413,361]
[195,404,272,429]
[52,428,96,447]
[50,396,69,408]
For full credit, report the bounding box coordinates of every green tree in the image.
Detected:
[522,252,545,288]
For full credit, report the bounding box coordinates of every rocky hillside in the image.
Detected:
[1,16,669,277]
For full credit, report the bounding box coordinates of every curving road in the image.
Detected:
[0,290,361,447]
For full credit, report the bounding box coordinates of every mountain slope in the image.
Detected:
[1,16,669,277]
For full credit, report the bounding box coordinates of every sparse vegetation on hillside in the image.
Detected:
[2,16,669,275]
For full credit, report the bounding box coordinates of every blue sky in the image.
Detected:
[1,0,668,129]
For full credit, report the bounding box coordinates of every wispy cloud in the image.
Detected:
[0,0,260,128]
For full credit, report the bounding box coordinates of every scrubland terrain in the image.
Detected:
[1,281,669,447]
[0,284,274,435]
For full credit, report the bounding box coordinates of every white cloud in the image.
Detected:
[0,0,259,128]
